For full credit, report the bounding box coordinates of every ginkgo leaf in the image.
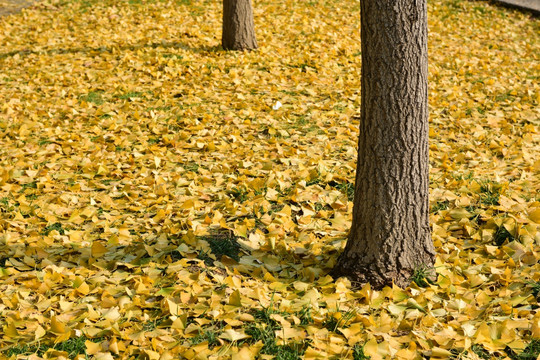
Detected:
[50,316,66,335]
[231,346,256,360]
[166,299,182,316]
[229,289,242,307]
[532,312,540,339]
[95,353,115,360]
[220,329,251,342]
[528,208,540,223]
[91,242,108,258]
[86,340,102,355]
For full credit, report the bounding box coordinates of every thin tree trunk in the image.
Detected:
[222,0,257,51]
[330,0,435,289]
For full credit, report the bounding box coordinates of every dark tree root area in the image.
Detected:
[330,262,410,290]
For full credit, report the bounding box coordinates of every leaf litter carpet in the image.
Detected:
[0,0,539,359]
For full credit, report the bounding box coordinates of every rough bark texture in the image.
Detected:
[330,0,435,289]
[222,0,257,51]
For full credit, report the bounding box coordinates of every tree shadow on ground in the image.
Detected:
[0,40,223,60]
[0,218,339,358]
[0,225,335,283]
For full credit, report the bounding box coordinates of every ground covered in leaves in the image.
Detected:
[0,0,539,359]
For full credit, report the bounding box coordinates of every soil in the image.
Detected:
[0,0,39,17]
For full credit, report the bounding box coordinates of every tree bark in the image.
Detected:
[330,0,435,289]
[222,0,258,51]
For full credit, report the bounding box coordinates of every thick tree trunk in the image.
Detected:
[330,0,435,289]
[222,0,257,51]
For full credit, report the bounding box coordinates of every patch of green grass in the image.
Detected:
[244,322,272,343]
[191,329,221,349]
[323,308,356,333]
[449,348,462,359]
[326,180,354,201]
[117,91,143,100]
[431,200,450,213]
[296,306,313,325]
[148,137,161,145]
[527,281,540,299]
[165,249,184,262]
[183,162,199,173]
[314,202,326,212]
[471,344,491,359]
[142,317,167,331]
[252,302,288,324]
[0,197,13,212]
[197,249,213,265]
[79,91,105,105]
[511,339,540,360]
[306,172,322,187]
[410,265,435,287]
[440,0,464,19]
[493,225,514,246]
[243,303,309,359]
[162,53,184,60]
[473,5,487,14]
[63,0,100,12]
[21,181,38,191]
[189,5,204,16]
[4,344,40,357]
[42,222,65,235]
[494,90,517,103]
[278,184,295,197]
[228,186,249,203]
[294,115,308,127]
[51,336,88,358]
[4,336,95,358]
[149,105,173,112]
[38,138,52,146]
[452,171,474,181]
[288,62,314,73]
[198,230,241,265]
[279,89,299,96]
[336,182,354,201]
[352,343,371,360]
[268,202,285,215]
[478,180,504,206]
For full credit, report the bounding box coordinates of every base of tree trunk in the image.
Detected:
[330,231,435,290]
[329,255,427,290]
